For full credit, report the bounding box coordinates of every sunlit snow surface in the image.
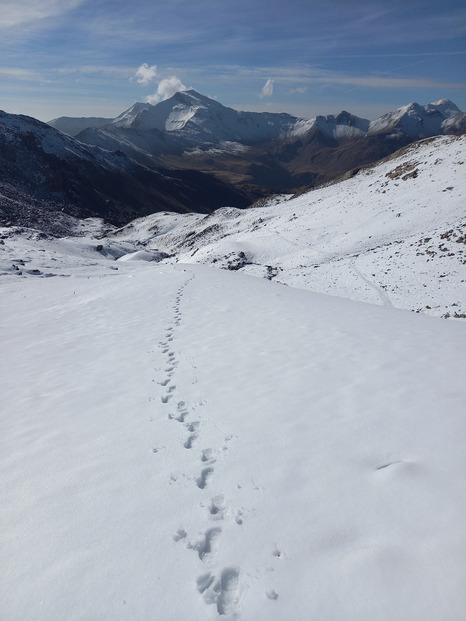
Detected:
[1,135,466,620]
[108,135,466,319]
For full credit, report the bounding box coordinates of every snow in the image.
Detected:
[315,111,369,140]
[47,93,464,152]
[56,90,316,148]
[1,253,465,620]
[368,99,463,138]
[1,133,465,620]
[111,102,154,129]
[110,134,466,319]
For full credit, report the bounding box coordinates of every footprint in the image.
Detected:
[208,495,226,520]
[186,421,200,433]
[184,434,198,449]
[217,568,240,616]
[197,572,215,595]
[199,568,241,616]
[176,402,189,422]
[159,378,170,387]
[195,527,222,562]
[201,448,215,463]
[266,590,279,600]
[197,467,214,489]
[173,528,187,542]
[168,385,176,392]
[161,395,172,403]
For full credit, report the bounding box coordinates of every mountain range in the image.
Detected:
[1,92,464,231]
[2,97,465,619]
[0,108,251,231]
[50,90,465,193]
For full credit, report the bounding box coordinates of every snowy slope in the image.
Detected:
[1,251,465,620]
[108,134,466,319]
[0,110,114,164]
[1,133,465,620]
[99,90,314,148]
[51,93,463,149]
[315,110,370,140]
[368,99,462,138]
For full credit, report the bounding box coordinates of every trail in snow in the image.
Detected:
[1,250,465,620]
[350,256,393,307]
[156,268,242,617]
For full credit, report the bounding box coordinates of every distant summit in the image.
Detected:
[367,99,463,138]
[2,93,463,232]
[44,92,466,202]
[49,91,463,145]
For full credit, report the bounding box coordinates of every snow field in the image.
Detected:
[109,135,465,319]
[1,260,465,620]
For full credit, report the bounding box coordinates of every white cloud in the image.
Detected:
[134,63,157,86]
[145,76,188,104]
[289,86,308,95]
[0,67,42,80]
[0,0,83,28]
[259,78,274,98]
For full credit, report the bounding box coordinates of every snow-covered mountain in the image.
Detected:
[2,133,464,319]
[314,110,370,141]
[0,110,252,230]
[51,92,463,145]
[47,92,464,196]
[104,133,466,320]
[112,91,313,142]
[368,98,463,138]
[1,133,465,619]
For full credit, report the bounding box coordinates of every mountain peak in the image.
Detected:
[112,102,154,129]
[426,98,462,118]
[368,99,463,138]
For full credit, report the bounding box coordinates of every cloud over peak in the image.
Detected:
[146,75,188,104]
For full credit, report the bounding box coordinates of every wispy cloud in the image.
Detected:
[259,79,274,98]
[0,67,42,80]
[55,65,134,78]
[193,64,466,91]
[289,86,308,95]
[133,63,157,86]
[0,0,84,29]
[146,76,188,104]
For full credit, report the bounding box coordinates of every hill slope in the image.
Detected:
[107,134,466,319]
[0,110,254,230]
[1,257,465,621]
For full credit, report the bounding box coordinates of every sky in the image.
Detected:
[0,0,465,122]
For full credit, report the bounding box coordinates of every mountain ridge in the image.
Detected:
[50,91,463,143]
[0,109,253,231]
[47,91,464,195]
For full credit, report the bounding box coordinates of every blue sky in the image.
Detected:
[1,0,465,121]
